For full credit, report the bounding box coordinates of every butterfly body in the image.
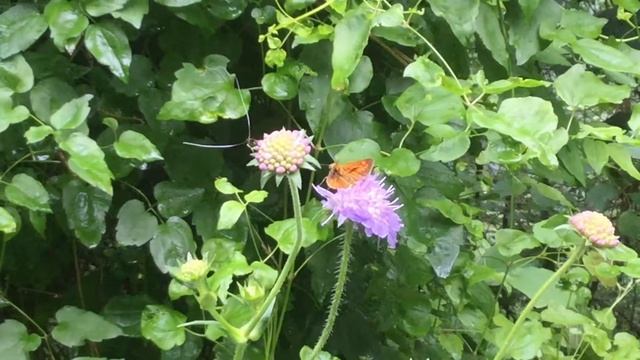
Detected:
[326,159,374,189]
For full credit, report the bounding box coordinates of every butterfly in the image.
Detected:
[325,159,374,189]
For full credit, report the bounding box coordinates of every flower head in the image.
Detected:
[314,174,403,248]
[569,211,620,248]
[175,253,209,282]
[249,128,313,174]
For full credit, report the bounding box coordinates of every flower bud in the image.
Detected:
[176,253,209,282]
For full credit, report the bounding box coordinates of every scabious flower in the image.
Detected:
[249,128,314,174]
[314,174,403,248]
[175,253,209,282]
[569,211,620,248]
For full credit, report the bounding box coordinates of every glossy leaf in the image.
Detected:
[217,200,245,230]
[154,181,204,218]
[149,217,196,273]
[44,0,88,53]
[49,94,93,130]
[114,130,163,162]
[84,22,132,81]
[0,54,34,93]
[113,0,149,29]
[0,207,17,234]
[62,180,111,247]
[59,132,114,195]
[5,174,51,213]
[0,4,48,59]
[116,199,158,246]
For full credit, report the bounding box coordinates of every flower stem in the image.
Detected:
[493,240,587,360]
[233,343,247,360]
[310,222,354,358]
[242,176,304,338]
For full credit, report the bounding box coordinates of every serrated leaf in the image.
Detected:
[140,305,186,351]
[5,174,51,212]
[84,22,132,81]
[50,94,93,130]
[0,4,48,59]
[114,130,163,161]
[59,132,114,195]
[116,199,158,246]
[51,306,122,347]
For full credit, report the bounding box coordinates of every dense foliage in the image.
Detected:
[2,0,640,359]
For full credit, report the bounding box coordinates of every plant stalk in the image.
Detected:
[242,176,304,337]
[310,222,354,358]
[493,240,587,360]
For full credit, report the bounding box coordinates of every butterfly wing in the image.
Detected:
[326,159,373,189]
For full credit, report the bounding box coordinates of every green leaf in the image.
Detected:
[112,0,149,29]
[51,306,122,347]
[483,77,549,94]
[154,181,204,218]
[62,180,112,247]
[334,138,380,163]
[507,266,571,307]
[0,4,48,59]
[265,217,319,254]
[84,22,132,81]
[5,174,51,212]
[214,177,242,195]
[571,39,638,74]
[217,200,245,230]
[0,207,17,234]
[558,141,586,186]
[300,345,340,360]
[149,217,196,273]
[523,178,574,208]
[114,130,163,162]
[244,190,268,204]
[420,132,470,162]
[59,132,114,194]
[608,143,640,180]
[614,0,640,12]
[403,56,445,88]
[261,72,298,100]
[475,2,508,67]
[29,211,46,238]
[630,103,640,137]
[348,55,373,93]
[0,320,41,359]
[157,55,250,123]
[583,139,609,174]
[0,90,29,133]
[606,332,640,360]
[81,0,128,16]
[24,125,54,144]
[155,0,202,6]
[30,78,77,122]
[116,199,158,246]
[395,83,464,126]
[141,305,186,351]
[560,9,607,39]
[50,94,93,130]
[554,64,630,108]
[377,148,421,177]
[495,229,540,256]
[0,54,34,93]
[427,0,479,45]
[103,295,153,337]
[44,0,89,53]
[331,6,372,91]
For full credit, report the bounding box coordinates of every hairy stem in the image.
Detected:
[493,240,587,360]
[310,222,354,358]
[242,176,304,337]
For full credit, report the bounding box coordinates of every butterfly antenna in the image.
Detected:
[182,73,252,149]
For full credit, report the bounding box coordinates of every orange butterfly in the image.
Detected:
[325,159,374,189]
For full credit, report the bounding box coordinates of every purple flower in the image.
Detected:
[314,174,403,248]
[569,211,620,248]
[249,128,313,174]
